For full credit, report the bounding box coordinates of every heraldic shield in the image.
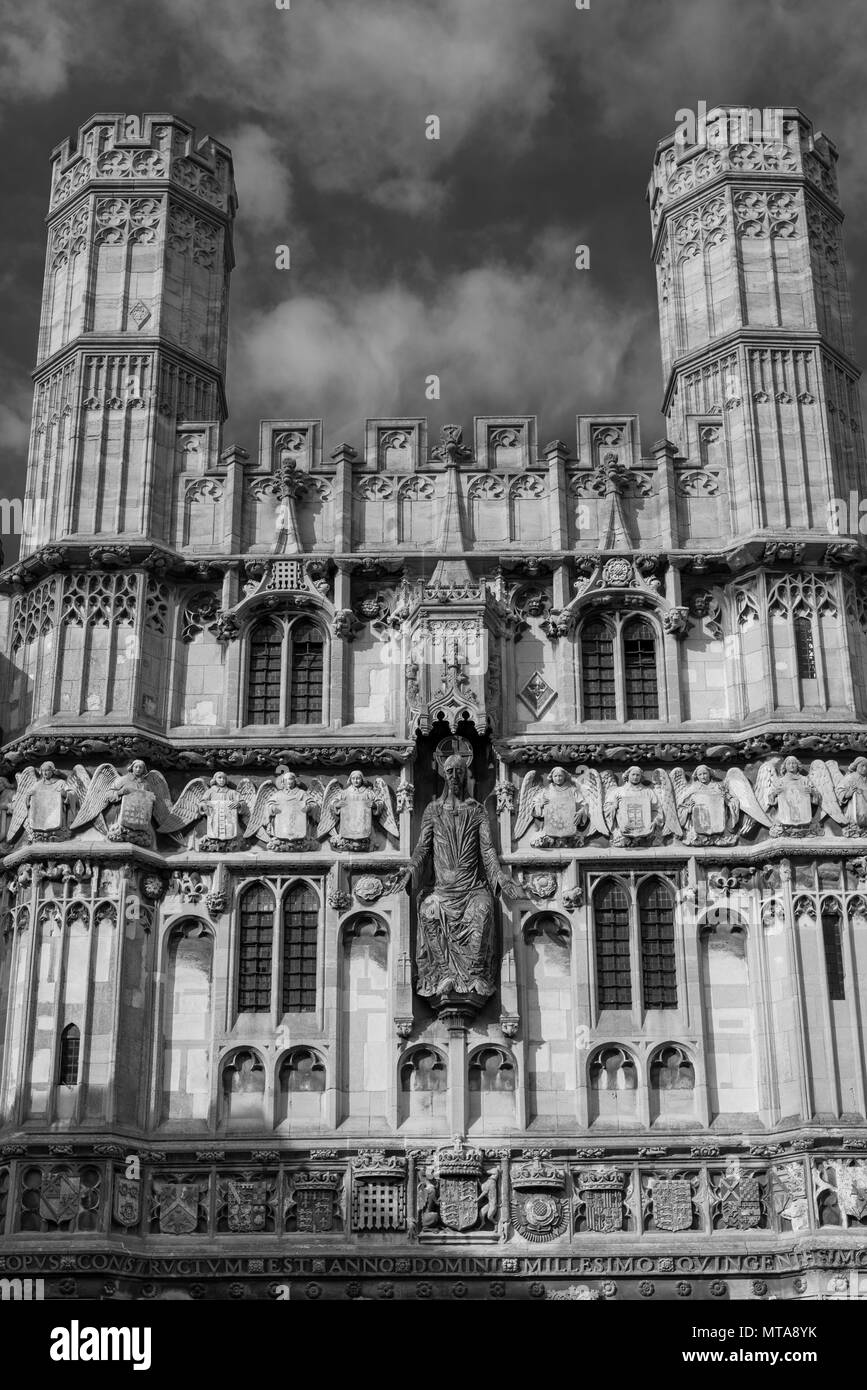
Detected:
[837,1161,867,1221]
[720,1171,762,1230]
[652,1177,693,1232]
[113,1176,141,1228]
[435,1144,485,1233]
[228,1180,268,1233]
[40,1172,81,1225]
[511,1153,568,1242]
[292,1172,342,1233]
[576,1167,625,1234]
[154,1180,201,1235]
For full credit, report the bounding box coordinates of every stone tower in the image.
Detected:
[1,109,867,1300]
[648,107,862,534]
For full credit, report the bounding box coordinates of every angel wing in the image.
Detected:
[143,769,176,831]
[373,777,399,838]
[670,765,689,813]
[809,760,845,824]
[236,778,258,818]
[577,767,609,837]
[69,764,108,836]
[316,779,341,840]
[305,778,327,818]
[6,766,37,842]
[243,780,276,838]
[70,763,119,830]
[724,766,772,829]
[753,759,781,816]
[158,777,210,833]
[513,771,538,842]
[653,769,683,837]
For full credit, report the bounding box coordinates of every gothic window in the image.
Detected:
[794,615,816,679]
[288,621,324,724]
[245,616,326,726]
[581,619,616,719]
[579,612,662,721]
[58,1024,80,1085]
[623,618,659,719]
[594,880,632,1009]
[822,908,845,1000]
[247,619,282,724]
[639,879,677,1008]
[238,884,274,1012]
[281,882,318,1013]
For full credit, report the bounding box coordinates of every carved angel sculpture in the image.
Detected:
[602,766,682,847]
[513,765,606,847]
[70,760,179,847]
[810,758,867,838]
[670,764,770,845]
[755,756,821,838]
[7,761,91,844]
[318,770,398,851]
[244,767,325,851]
[147,771,258,850]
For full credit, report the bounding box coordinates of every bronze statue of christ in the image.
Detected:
[403,745,520,1004]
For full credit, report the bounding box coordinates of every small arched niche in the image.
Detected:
[398,1046,448,1127]
[588,1044,639,1128]
[649,1043,696,1126]
[220,1047,266,1128]
[468,1046,516,1132]
[278,1046,327,1128]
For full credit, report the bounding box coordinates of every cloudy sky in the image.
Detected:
[3,0,867,558]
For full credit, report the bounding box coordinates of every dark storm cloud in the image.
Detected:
[1,0,867,561]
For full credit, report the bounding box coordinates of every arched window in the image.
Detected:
[822,906,845,1000]
[238,884,274,1012]
[282,883,319,1013]
[246,617,325,726]
[590,1045,637,1091]
[288,621,324,724]
[594,880,631,1009]
[400,1048,447,1093]
[639,879,677,1008]
[581,619,616,719]
[468,1047,516,1092]
[247,619,282,724]
[58,1024,80,1085]
[623,618,659,719]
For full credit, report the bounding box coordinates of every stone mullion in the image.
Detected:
[840,897,867,1117]
[76,890,101,1127]
[754,890,779,1123]
[781,870,814,1121]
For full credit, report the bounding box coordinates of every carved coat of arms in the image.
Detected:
[652,1177,693,1232]
[836,1161,867,1221]
[227,1179,268,1233]
[290,1171,342,1233]
[112,1176,141,1227]
[154,1180,201,1234]
[719,1170,762,1230]
[576,1167,625,1234]
[511,1153,567,1242]
[40,1172,81,1225]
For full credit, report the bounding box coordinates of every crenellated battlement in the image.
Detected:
[48,112,237,219]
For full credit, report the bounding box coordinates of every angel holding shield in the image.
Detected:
[71,760,185,848]
[317,769,398,851]
[244,767,324,851]
[671,764,770,846]
[513,765,607,848]
[6,761,88,844]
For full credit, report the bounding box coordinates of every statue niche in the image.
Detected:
[403,737,521,1016]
